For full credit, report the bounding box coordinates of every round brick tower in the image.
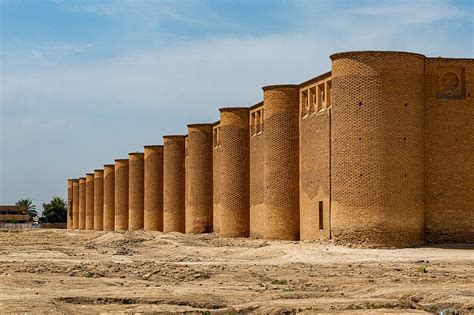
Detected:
[144,145,164,231]
[67,179,73,229]
[78,177,86,230]
[114,159,129,231]
[93,169,104,231]
[103,164,115,231]
[72,179,79,229]
[163,135,186,233]
[186,124,213,234]
[85,173,95,230]
[129,152,145,230]
[262,85,300,240]
[330,51,425,247]
[218,108,250,237]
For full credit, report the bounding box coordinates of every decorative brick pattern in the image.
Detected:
[219,108,250,237]
[331,51,425,247]
[424,58,474,243]
[67,51,472,248]
[163,135,186,233]
[72,179,79,229]
[78,177,86,230]
[103,164,115,231]
[186,124,213,234]
[263,85,300,240]
[93,170,104,231]
[85,174,95,230]
[67,179,73,229]
[129,153,144,230]
[114,159,129,231]
[249,103,264,238]
[144,145,164,231]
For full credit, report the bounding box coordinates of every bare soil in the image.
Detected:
[0,229,472,314]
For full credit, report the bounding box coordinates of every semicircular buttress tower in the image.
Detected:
[185,124,214,234]
[114,159,129,231]
[163,136,186,233]
[72,179,79,229]
[330,51,425,247]
[218,108,250,237]
[103,164,115,231]
[262,85,300,240]
[144,145,164,231]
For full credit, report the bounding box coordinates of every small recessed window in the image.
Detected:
[319,201,324,230]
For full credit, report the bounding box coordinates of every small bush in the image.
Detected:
[367,303,382,309]
[271,279,288,285]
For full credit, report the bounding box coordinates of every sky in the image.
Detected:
[1,0,473,214]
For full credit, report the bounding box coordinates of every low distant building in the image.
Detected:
[0,205,30,223]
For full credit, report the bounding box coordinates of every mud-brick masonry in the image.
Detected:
[69,51,473,248]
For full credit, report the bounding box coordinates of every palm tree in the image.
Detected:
[16,198,37,218]
[42,197,66,223]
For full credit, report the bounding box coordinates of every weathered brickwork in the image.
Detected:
[67,179,73,229]
[249,102,264,238]
[299,73,332,241]
[69,51,472,248]
[186,124,213,234]
[331,52,426,248]
[103,164,115,231]
[85,173,95,230]
[114,159,129,231]
[129,153,144,230]
[263,85,300,240]
[424,58,474,243]
[72,179,79,229]
[144,145,164,231]
[212,122,222,235]
[218,108,250,237]
[163,135,186,233]
[78,177,86,230]
[93,170,104,231]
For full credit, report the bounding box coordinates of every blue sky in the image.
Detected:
[1,0,473,213]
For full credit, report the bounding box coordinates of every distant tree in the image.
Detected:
[16,198,37,218]
[42,197,67,223]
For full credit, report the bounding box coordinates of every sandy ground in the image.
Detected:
[0,229,472,314]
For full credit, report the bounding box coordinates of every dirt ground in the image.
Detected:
[0,229,472,314]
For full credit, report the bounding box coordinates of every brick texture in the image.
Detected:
[103,164,115,231]
[186,124,213,234]
[114,159,129,231]
[163,136,186,233]
[129,153,144,230]
[93,170,104,231]
[144,145,164,231]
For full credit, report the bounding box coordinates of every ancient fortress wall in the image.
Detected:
[185,124,214,234]
[424,58,474,243]
[299,73,332,241]
[218,108,250,237]
[144,145,164,231]
[129,153,144,230]
[67,179,73,229]
[263,85,300,240]
[78,177,86,230]
[103,164,115,231]
[72,179,79,229]
[212,123,222,235]
[249,103,264,238]
[114,159,129,231]
[331,51,426,247]
[85,174,95,230]
[93,170,104,231]
[163,135,186,233]
[69,51,472,248]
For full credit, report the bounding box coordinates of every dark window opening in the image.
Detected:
[319,201,324,230]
